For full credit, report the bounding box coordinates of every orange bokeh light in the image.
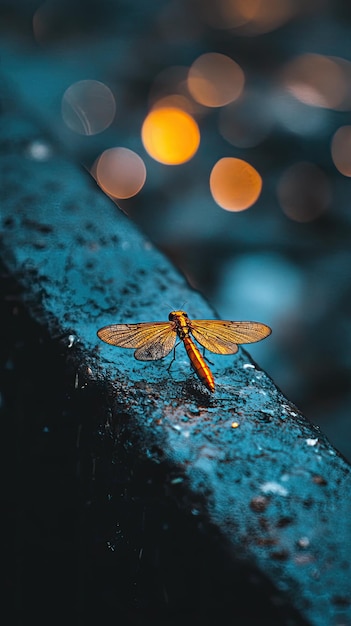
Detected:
[141,107,200,165]
[96,147,146,199]
[201,0,296,35]
[187,53,245,108]
[209,157,262,211]
[331,126,351,177]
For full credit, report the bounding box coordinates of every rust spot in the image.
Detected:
[22,218,53,233]
[259,517,270,531]
[276,516,293,528]
[312,474,327,486]
[250,495,270,512]
[256,537,277,547]
[271,549,289,560]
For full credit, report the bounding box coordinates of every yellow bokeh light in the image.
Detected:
[96,147,146,199]
[187,53,245,108]
[141,107,200,165]
[277,162,331,222]
[331,126,351,177]
[209,157,262,211]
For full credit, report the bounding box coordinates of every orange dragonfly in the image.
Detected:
[97,310,271,393]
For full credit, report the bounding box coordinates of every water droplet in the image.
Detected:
[261,481,288,497]
[26,139,52,160]
[68,334,76,348]
[297,536,310,548]
[306,438,318,446]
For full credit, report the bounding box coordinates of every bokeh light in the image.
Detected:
[218,91,272,148]
[201,0,296,35]
[61,80,116,135]
[277,162,331,222]
[331,126,351,177]
[141,107,200,165]
[210,157,262,211]
[95,148,146,199]
[187,53,245,108]
[270,89,327,137]
[216,252,303,326]
[33,0,66,44]
[282,54,351,111]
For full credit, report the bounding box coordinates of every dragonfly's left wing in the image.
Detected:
[190,320,271,354]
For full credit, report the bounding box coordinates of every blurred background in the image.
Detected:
[1,0,351,459]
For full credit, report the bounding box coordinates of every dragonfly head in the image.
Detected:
[169,310,188,321]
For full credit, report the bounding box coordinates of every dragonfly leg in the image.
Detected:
[167,342,180,371]
[202,347,214,366]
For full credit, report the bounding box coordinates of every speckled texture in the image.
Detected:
[1,92,351,626]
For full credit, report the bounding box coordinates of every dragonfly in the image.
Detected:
[97,310,271,393]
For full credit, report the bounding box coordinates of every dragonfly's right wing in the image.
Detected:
[97,321,177,360]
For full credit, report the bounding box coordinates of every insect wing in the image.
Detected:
[134,324,177,361]
[97,321,177,361]
[190,320,271,354]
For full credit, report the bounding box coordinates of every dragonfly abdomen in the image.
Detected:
[182,335,215,392]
